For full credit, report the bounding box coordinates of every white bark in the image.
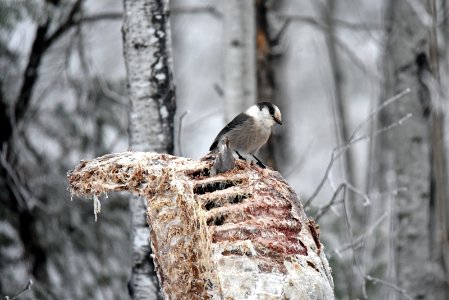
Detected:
[223,0,256,122]
[123,0,176,153]
[379,1,446,298]
[122,0,176,298]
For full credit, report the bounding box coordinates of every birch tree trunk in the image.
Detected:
[122,0,176,298]
[378,1,447,298]
[223,0,256,121]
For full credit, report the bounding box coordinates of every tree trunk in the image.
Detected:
[378,1,447,298]
[68,151,335,299]
[255,0,284,170]
[223,0,256,122]
[322,1,359,297]
[427,0,449,295]
[122,0,176,298]
[322,0,355,190]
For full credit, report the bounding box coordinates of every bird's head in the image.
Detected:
[247,102,282,127]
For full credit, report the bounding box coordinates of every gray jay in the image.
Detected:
[209,102,282,169]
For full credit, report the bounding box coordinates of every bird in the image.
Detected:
[209,102,282,170]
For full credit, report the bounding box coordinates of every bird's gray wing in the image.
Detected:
[209,113,250,151]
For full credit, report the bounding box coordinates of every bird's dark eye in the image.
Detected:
[268,106,275,115]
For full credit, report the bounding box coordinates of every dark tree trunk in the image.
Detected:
[255,0,283,170]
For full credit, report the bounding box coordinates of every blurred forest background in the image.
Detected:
[0,0,448,299]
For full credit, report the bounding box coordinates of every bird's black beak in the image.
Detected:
[274,117,282,125]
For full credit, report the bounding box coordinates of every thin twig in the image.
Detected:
[183,108,221,130]
[365,275,414,300]
[315,183,345,222]
[0,144,33,211]
[276,14,382,81]
[405,0,433,27]
[73,12,122,25]
[95,76,127,105]
[44,0,83,48]
[278,14,384,31]
[304,89,412,209]
[386,166,398,299]
[340,184,368,299]
[348,88,411,141]
[171,5,222,18]
[15,0,83,124]
[304,151,335,209]
[333,35,381,82]
[345,183,371,206]
[316,183,403,224]
[177,110,190,157]
[338,113,413,152]
[4,279,33,300]
[331,212,388,257]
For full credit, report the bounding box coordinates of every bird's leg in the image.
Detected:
[252,154,266,169]
[234,150,246,161]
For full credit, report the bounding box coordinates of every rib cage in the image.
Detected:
[68,152,334,299]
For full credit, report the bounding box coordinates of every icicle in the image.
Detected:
[93,194,101,222]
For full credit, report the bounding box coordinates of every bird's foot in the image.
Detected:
[234,151,266,169]
[252,154,266,169]
[234,150,247,161]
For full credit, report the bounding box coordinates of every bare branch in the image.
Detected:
[305,112,412,209]
[171,5,222,18]
[304,89,412,209]
[95,76,126,105]
[4,279,33,300]
[346,182,370,206]
[14,19,51,123]
[0,144,35,211]
[44,0,83,47]
[315,183,345,222]
[15,1,124,125]
[365,275,414,300]
[177,110,190,157]
[15,0,83,123]
[73,12,122,25]
[338,113,413,152]
[340,183,367,299]
[277,14,381,81]
[332,36,382,82]
[304,151,335,209]
[184,108,221,130]
[278,14,383,31]
[348,88,411,141]
[405,0,433,27]
[331,212,388,257]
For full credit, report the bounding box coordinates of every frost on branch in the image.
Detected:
[67,151,334,299]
